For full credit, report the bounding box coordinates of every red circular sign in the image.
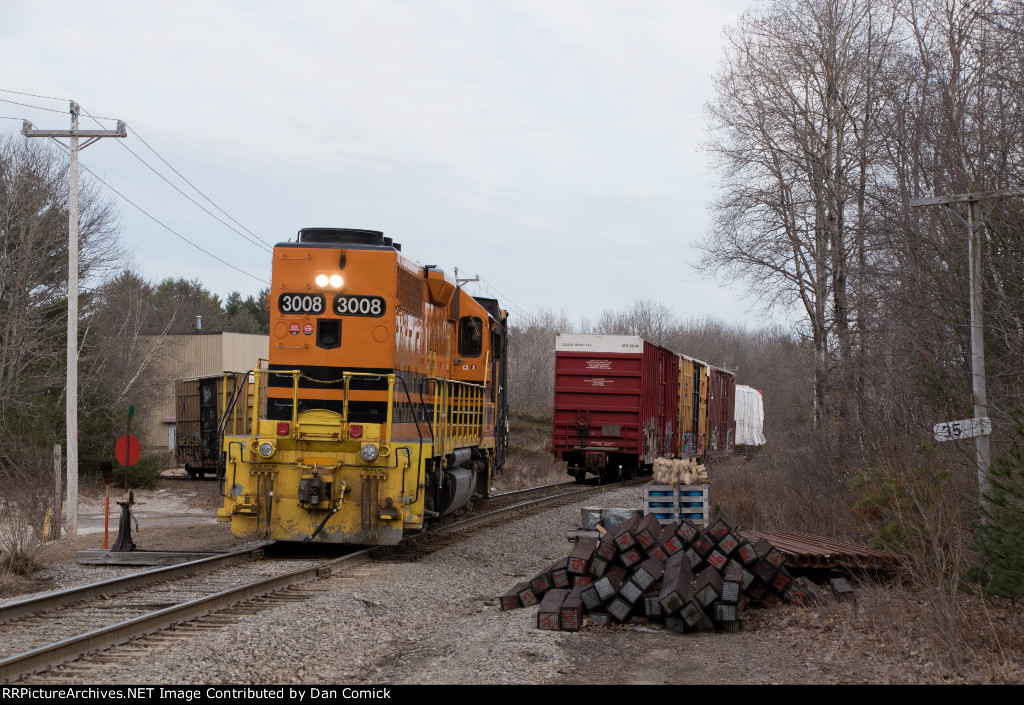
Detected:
[303,323,314,335]
[289,323,300,335]
[115,435,141,466]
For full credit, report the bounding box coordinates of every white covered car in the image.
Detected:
[734,385,766,446]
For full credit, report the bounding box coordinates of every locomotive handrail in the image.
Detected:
[342,374,352,431]
[425,377,486,456]
[291,369,299,431]
[393,373,427,449]
[210,371,256,484]
[384,375,395,444]
[251,366,263,447]
[254,361,398,443]
[215,371,252,446]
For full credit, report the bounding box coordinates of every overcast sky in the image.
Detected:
[0,0,776,328]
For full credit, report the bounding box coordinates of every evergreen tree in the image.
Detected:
[975,411,1024,602]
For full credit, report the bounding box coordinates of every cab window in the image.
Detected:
[458,316,483,358]
[491,329,503,360]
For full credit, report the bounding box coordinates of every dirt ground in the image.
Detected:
[27,474,246,568]
[7,474,1024,684]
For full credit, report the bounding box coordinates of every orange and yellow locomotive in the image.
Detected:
[217,228,508,544]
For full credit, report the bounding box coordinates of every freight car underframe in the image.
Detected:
[216,366,497,544]
[562,448,643,484]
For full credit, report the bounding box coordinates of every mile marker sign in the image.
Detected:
[934,417,992,443]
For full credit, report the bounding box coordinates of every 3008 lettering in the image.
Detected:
[332,295,386,317]
[278,293,325,314]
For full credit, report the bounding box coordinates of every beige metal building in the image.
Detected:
[137,333,269,452]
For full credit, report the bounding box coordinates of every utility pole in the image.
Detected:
[22,102,126,537]
[910,186,1023,513]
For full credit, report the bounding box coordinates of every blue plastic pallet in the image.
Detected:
[642,484,710,528]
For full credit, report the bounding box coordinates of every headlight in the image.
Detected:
[315,274,329,287]
[258,442,276,458]
[360,444,379,462]
[329,274,344,288]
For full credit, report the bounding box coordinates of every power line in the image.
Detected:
[464,275,529,322]
[78,107,272,253]
[0,96,67,114]
[125,123,273,249]
[44,138,269,285]
[4,95,271,255]
[5,94,268,283]
[0,87,70,102]
[72,110,123,122]
[81,161,270,284]
[85,161,270,283]
[476,276,526,314]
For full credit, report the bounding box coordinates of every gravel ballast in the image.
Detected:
[18,487,640,685]
[13,483,988,685]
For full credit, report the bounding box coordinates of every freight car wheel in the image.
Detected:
[185,467,197,479]
[573,468,587,484]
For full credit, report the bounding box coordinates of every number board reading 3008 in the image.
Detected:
[332,295,385,317]
[277,292,386,317]
[278,293,325,314]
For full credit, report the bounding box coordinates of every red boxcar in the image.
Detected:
[706,365,737,454]
[553,335,679,482]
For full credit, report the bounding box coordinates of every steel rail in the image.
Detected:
[0,481,594,627]
[0,548,374,683]
[488,481,579,500]
[1,478,640,682]
[0,548,264,625]
[427,478,643,537]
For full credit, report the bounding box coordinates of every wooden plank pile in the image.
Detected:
[501,514,829,633]
[652,458,709,486]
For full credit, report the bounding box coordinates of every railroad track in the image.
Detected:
[449,477,640,536]
[2,478,640,683]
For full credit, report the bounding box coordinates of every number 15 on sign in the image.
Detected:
[934,417,992,442]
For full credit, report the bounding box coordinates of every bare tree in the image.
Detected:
[700,0,898,441]
[77,270,178,459]
[507,309,580,416]
[0,135,119,438]
[859,0,1024,437]
[594,299,678,348]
